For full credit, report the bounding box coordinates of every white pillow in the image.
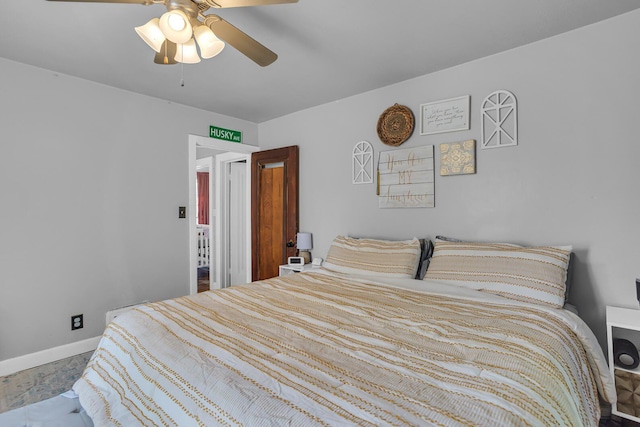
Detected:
[424,240,572,308]
[323,235,421,279]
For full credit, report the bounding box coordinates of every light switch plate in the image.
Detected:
[178,206,186,219]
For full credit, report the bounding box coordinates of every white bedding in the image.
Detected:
[74,269,614,426]
[0,393,93,427]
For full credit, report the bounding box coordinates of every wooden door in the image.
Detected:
[251,146,299,280]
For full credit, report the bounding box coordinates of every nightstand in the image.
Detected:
[606,306,640,423]
[278,264,320,277]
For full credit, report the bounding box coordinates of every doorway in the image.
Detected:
[188,135,260,295]
[196,157,214,293]
[251,146,299,281]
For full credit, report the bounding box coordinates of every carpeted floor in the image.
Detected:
[198,266,210,293]
[0,351,93,414]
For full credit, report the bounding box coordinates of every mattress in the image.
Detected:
[74,269,614,426]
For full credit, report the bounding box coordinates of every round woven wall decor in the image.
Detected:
[376,104,415,146]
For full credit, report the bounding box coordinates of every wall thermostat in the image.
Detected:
[288,256,304,266]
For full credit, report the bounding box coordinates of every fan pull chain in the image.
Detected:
[179,43,185,87]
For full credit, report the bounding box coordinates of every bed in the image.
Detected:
[73,236,615,426]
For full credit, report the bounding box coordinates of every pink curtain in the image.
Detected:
[197,172,209,225]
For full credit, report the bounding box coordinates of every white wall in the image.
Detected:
[258,9,640,348]
[0,58,258,361]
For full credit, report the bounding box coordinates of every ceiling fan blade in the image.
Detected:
[154,40,178,64]
[204,15,277,67]
[205,0,297,8]
[46,0,154,4]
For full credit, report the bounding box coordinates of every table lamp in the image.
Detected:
[297,232,312,264]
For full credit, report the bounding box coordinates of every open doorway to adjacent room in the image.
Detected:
[195,157,213,292]
[188,135,260,295]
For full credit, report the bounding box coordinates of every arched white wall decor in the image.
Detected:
[481,90,518,149]
[352,141,374,184]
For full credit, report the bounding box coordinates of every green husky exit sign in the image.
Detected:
[210,126,242,143]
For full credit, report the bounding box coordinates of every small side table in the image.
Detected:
[607,306,640,423]
[279,263,320,277]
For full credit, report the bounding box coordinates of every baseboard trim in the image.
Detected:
[0,336,101,377]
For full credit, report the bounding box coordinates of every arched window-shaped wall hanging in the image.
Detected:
[481,90,517,149]
[352,141,374,184]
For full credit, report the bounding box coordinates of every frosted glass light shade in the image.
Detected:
[175,39,201,64]
[296,232,312,251]
[135,18,165,52]
[194,25,225,59]
[154,40,177,64]
[159,10,193,44]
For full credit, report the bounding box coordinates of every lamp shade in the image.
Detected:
[194,25,225,59]
[135,18,166,52]
[159,10,193,44]
[154,40,177,65]
[296,232,312,251]
[175,39,201,64]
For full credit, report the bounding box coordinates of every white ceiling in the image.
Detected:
[2,1,639,123]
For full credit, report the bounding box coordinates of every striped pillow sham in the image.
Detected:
[424,240,572,308]
[323,235,422,279]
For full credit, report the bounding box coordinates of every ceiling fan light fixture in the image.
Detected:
[135,18,166,53]
[159,10,193,44]
[175,38,201,64]
[194,25,225,59]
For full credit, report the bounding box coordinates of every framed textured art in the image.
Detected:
[440,140,476,176]
[377,145,434,208]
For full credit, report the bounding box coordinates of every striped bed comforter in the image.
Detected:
[74,270,614,426]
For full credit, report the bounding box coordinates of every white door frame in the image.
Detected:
[216,152,251,289]
[188,135,260,295]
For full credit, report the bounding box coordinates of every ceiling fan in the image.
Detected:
[46,0,298,67]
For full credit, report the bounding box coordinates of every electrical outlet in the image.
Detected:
[71,314,83,331]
